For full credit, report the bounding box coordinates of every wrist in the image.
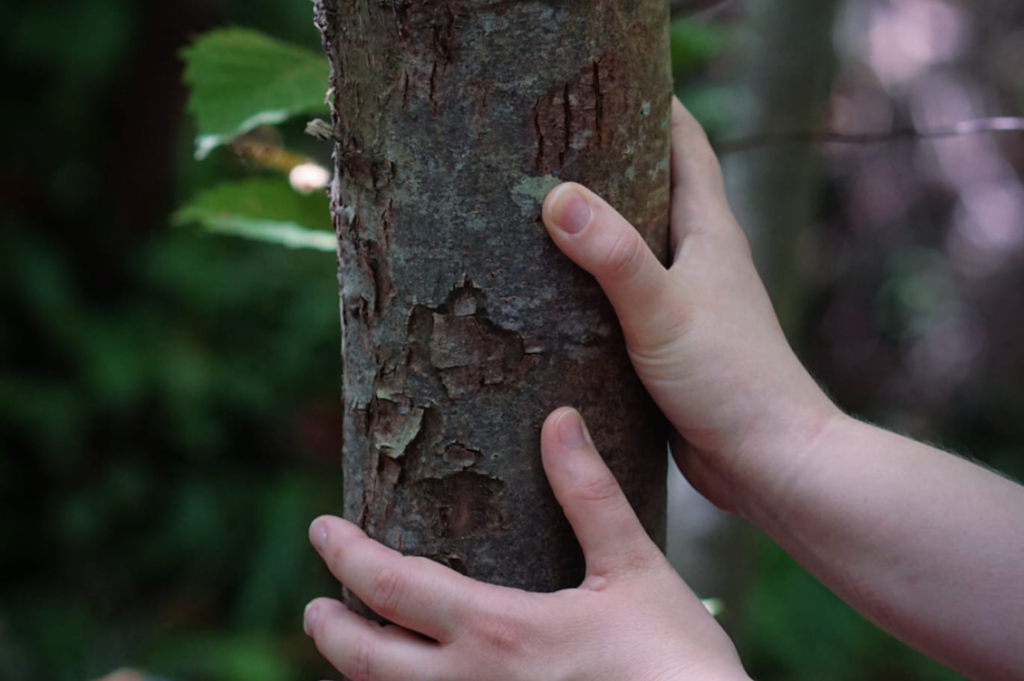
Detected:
[732,394,850,526]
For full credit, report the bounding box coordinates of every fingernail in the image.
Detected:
[309,519,328,552]
[550,186,593,235]
[304,602,319,635]
[557,410,588,449]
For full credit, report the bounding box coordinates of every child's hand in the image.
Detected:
[542,98,838,514]
[540,99,1024,681]
[304,409,751,681]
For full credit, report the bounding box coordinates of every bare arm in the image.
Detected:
[741,415,1024,681]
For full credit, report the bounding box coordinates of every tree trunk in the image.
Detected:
[721,0,839,332]
[314,0,672,597]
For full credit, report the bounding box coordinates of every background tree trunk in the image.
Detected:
[315,0,673,596]
[666,0,840,632]
[721,0,839,333]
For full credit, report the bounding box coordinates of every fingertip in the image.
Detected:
[309,516,330,552]
[543,182,594,237]
[670,96,718,162]
[310,515,365,551]
[542,182,581,216]
[305,596,343,636]
[671,95,699,129]
[671,95,688,124]
[555,409,590,450]
[541,406,569,459]
[670,95,709,141]
[303,601,317,636]
[540,408,602,486]
[541,407,589,457]
[320,515,366,538]
[541,406,571,436]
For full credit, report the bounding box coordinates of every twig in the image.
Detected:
[716,117,1024,154]
[670,0,739,19]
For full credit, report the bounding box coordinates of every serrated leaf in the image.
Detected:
[173,178,336,252]
[181,28,330,159]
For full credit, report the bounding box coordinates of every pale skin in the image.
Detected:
[304,98,1024,681]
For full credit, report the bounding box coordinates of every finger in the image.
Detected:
[543,182,686,349]
[304,597,451,681]
[309,516,479,642]
[669,97,735,255]
[541,408,661,580]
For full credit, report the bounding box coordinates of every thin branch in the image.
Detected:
[671,0,739,19]
[716,117,1024,154]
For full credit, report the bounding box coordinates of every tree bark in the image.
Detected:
[314,0,672,597]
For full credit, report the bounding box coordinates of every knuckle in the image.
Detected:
[471,608,532,658]
[619,542,665,575]
[662,295,692,334]
[451,583,504,640]
[573,472,626,509]
[602,228,646,282]
[350,633,380,681]
[623,292,691,355]
[368,562,407,621]
[327,542,347,571]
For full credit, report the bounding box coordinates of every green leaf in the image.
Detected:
[173,178,336,252]
[181,28,330,159]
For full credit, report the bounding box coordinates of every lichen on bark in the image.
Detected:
[315,0,673,597]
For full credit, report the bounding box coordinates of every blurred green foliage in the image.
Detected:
[742,541,964,681]
[671,17,727,78]
[671,21,734,148]
[1,1,340,679]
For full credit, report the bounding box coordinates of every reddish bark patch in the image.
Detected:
[531,52,628,173]
[422,471,506,538]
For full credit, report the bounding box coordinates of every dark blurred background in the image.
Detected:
[1,1,1021,680]
[1,1,341,679]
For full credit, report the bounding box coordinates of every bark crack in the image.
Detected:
[530,53,625,173]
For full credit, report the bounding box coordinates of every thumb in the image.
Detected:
[542,183,686,351]
[541,408,661,580]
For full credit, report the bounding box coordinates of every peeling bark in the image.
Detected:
[315,0,673,598]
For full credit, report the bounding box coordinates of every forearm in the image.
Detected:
[742,414,1024,681]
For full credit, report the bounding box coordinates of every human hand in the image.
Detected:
[541,98,840,514]
[304,408,750,681]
